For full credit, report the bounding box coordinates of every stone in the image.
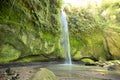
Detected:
[31,68,57,80]
[104,28,120,59]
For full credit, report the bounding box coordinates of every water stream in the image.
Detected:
[46,64,120,80]
[60,9,72,64]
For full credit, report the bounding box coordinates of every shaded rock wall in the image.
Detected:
[0,0,62,63]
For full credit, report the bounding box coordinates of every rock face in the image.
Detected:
[0,0,62,63]
[0,0,61,63]
[31,68,57,80]
[66,0,120,62]
[0,0,120,63]
[104,28,120,59]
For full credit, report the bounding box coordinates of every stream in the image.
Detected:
[46,64,120,80]
[0,62,120,80]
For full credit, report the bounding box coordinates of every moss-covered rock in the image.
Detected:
[101,0,120,59]
[0,44,20,63]
[31,68,57,80]
[104,28,120,59]
[81,58,95,64]
[0,0,62,63]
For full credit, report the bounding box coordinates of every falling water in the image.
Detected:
[60,9,72,64]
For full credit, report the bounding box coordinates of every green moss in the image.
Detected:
[104,28,120,59]
[70,38,86,57]
[31,68,57,80]
[81,58,95,64]
[15,55,49,63]
[0,0,62,63]
[0,44,20,63]
[73,51,82,60]
[101,0,120,27]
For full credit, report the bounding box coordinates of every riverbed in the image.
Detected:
[0,62,120,80]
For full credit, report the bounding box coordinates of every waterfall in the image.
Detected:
[60,9,72,64]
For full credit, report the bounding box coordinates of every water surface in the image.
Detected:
[46,64,120,80]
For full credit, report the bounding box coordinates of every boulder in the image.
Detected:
[31,68,57,80]
[104,28,120,59]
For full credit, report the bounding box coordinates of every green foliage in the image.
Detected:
[101,0,120,27]
[65,5,103,38]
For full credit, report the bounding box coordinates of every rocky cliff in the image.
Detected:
[0,0,120,63]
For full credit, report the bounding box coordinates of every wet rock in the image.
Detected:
[11,73,20,80]
[31,68,57,80]
[0,71,9,80]
[102,61,120,71]
[107,64,120,71]
[6,68,15,75]
[81,58,95,66]
[94,62,104,67]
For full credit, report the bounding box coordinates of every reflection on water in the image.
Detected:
[45,64,120,80]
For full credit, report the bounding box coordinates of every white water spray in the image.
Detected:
[60,9,72,64]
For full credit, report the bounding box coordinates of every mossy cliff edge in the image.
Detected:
[0,0,62,63]
[0,0,120,63]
